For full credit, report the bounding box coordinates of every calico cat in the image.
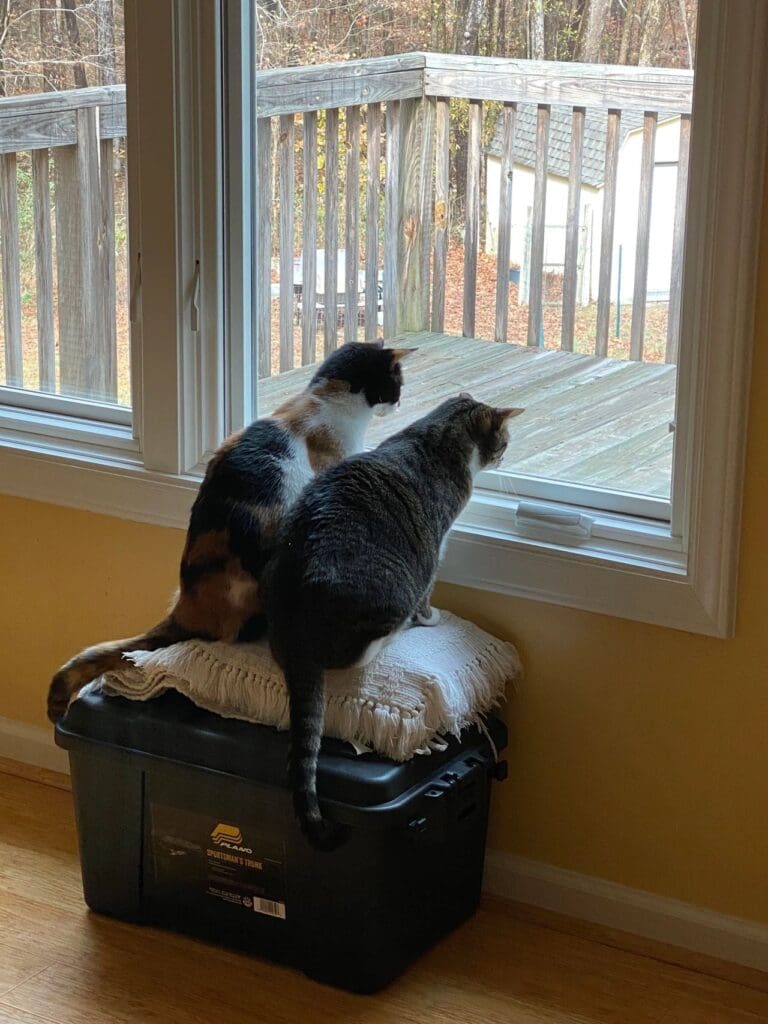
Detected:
[47,341,414,724]
[261,393,523,849]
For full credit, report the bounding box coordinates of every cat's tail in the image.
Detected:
[283,656,345,852]
[47,618,190,724]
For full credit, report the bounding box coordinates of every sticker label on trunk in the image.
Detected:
[150,803,287,919]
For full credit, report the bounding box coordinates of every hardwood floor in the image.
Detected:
[1,766,767,1024]
[258,332,677,499]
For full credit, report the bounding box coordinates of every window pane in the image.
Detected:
[253,1,698,506]
[0,0,130,408]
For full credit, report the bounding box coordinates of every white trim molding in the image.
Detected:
[3,721,766,977]
[671,0,768,638]
[0,430,717,635]
[0,434,718,634]
[0,716,70,775]
[0,441,196,530]
[484,851,768,973]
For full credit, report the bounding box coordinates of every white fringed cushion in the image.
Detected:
[95,610,521,762]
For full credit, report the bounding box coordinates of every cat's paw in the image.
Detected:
[303,817,347,853]
[412,606,441,627]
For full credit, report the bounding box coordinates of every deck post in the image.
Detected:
[397,97,433,335]
[55,107,109,401]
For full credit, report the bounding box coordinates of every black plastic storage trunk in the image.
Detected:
[56,690,507,993]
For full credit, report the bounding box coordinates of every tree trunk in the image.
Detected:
[459,0,487,55]
[430,0,442,50]
[38,0,63,90]
[381,3,394,56]
[618,0,637,64]
[61,0,88,88]
[529,0,545,60]
[451,0,487,231]
[349,2,365,58]
[96,0,116,86]
[638,0,664,66]
[484,0,494,55]
[578,0,611,62]
[0,0,8,96]
[677,0,693,68]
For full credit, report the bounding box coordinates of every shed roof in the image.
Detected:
[486,106,671,187]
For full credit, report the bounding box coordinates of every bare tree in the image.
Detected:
[676,0,693,67]
[96,0,115,85]
[459,0,487,55]
[448,0,487,226]
[381,4,395,56]
[618,0,638,63]
[38,0,62,90]
[429,0,443,51]
[0,0,9,95]
[529,0,545,60]
[578,0,611,62]
[637,0,664,65]
[61,0,88,87]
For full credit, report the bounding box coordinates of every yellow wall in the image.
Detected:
[2,184,768,929]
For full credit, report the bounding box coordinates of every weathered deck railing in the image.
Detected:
[255,52,693,375]
[0,84,126,400]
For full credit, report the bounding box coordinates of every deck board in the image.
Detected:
[257,332,676,498]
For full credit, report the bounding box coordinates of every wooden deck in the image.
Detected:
[258,332,677,499]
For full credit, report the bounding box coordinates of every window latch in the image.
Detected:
[190,259,201,333]
[129,252,142,323]
[514,502,595,541]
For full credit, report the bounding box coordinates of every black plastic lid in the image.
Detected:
[56,689,507,809]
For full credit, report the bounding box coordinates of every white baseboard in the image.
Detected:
[484,850,768,973]
[2,719,766,974]
[0,714,70,774]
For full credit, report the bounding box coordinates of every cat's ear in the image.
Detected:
[371,338,385,349]
[495,407,525,422]
[389,347,418,362]
[459,391,474,400]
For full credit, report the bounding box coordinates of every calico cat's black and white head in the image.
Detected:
[309,340,415,417]
[272,341,416,473]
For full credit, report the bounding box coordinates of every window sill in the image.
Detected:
[446,500,717,636]
[0,436,722,637]
[0,433,198,530]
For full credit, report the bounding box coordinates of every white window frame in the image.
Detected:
[446,0,768,635]
[0,0,765,638]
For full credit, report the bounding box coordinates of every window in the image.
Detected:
[0,0,132,424]
[0,0,766,638]
[250,6,697,522]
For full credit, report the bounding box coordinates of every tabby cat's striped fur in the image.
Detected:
[262,394,523,849]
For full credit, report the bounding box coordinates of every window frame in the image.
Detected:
[0,0,765,638]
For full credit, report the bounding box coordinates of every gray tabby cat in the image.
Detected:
[262,393,523,849]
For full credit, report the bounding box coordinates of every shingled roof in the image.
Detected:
[486,105,648,188]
